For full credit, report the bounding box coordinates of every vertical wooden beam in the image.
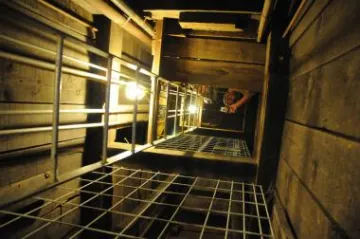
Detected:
[255,1,291,195]
[151,19,164,75]
[150,19,166,141]
[147,76,156,144]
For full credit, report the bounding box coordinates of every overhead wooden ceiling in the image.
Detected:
[123,0,265,40]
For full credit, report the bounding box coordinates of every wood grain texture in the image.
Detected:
[290,0,360,79]
[286,47,360,139]
[276,157,337,239]
[161,57,264,91]
[271,194,295,239]
[162,36,266,64]
[289,0,331,48]
[279,121,360,238]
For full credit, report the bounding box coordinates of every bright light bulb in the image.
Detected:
[125,82,145,100]
[188,105,197,114]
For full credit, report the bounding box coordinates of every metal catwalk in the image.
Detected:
[155,134,251,158]
[0,166,273,238]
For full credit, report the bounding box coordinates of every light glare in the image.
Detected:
[125,82,145,100]
[188,105,197,114]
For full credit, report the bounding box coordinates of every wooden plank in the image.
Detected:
[152,20,164,75]
[276,158,338,239]
[179,12,259,32]
[253,32,271,162]
[272,194,296,239]
[289,0,331,47]
[139,0,264,12]
[286,47,360,139]
[184,30,257,40]
[162,36,266,64]
[161,57,264,91]
[279,121,360,238]
[0,171,53,205]
[290,0,360,79]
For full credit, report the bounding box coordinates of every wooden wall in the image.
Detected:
[274,0,360,238]
[160,32,266,91]
[0,0,153,237]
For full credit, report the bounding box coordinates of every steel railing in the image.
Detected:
[0,15,201,207]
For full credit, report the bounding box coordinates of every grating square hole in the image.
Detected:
[174,209,206,226]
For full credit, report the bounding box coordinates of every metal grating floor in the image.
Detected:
[155,134,251,158]
[0,166,273,238]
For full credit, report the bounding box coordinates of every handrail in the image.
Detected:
[0,4,202,207]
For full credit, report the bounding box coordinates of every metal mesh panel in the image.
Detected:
[0,166,273,238]
[155,134,251,158]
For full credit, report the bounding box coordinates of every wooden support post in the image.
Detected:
[147,76,157,144]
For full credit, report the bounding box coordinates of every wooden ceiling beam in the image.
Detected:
[161,57,264,91]
[145,10,262,20]
[162,36,266,64]
[183,30,257,40]
[139,0,264,12]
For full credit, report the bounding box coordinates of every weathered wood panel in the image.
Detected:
[280,121,360,238]
[289,0,331,48]
[286,47,360,139]
[290,0,360,79]
[161,57,264,91]
[162,36,266,64]
[276,0,360,237]
[271,194,295,239]
[276,157,338,238]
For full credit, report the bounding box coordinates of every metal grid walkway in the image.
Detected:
[155,134,251,158]
[0,166,273,238]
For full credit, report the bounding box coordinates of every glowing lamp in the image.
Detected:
[125,82,145,100]
[188,105,197,114]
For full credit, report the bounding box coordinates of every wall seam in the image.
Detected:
[279,157,350,238]
[289,0,334,49]
[285,119,360,143]
[290,43,360,80]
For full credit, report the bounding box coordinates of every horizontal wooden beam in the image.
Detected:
[146,10,261,20]
[162,36,266,64]
[179,12,259,32]
[140,0,264,12]
[161,57,264,91]
[183,30,257,40]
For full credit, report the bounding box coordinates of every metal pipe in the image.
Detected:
[0,35,107,72]
[147,76,156,144]
[131,67,140,153]
[0,109,104,115]
[0,108,150,115]
[257,0,273,42]
[109,0,154,38]
[193,94,197,126]
[282,0,308,38]
[181,88,186,133]
[1,34,156,83]
[102,57,113,164]
[188,93,193,127]
[0,50,107,83]
[163,82,170,139]
[51,35,64,182]
[0,138,85,160]
[152,78,160,141]
[173,85,179,135]
[0,123,104,136]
